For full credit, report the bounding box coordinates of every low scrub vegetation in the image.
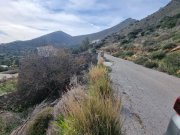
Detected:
[159,51,180,77]
[172,31,180,43]
[159,14,180,28]
[0,78,17,95]
[143,40,156,46]
[134,57,158,69]
[144,61,158,68]
[0,54,19,69]
[55,65,122,135]
[150,50,166,60]
[113,50,134,59]
[0,67,8,72]
[162,43,177,50]
[134,56,148,65]
[0,112,21,135]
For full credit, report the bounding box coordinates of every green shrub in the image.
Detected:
[0,115,21,135]
[113,51,125,58]
[143,40,156,46]
[143,46,158,52]
[114,50,134,58]
[162,43,177,50]
[0,79,17,95]
[159,52,180,76]
[127,29,142,40]
[27,107,53,135]
[150,51,166,60]
[157,34,171,41]
[125,51,134,56]
[121,39,130,44]
[128,34,137,40]
[90,48,96,54]
[141,32,145,36]
[144,61,158,68]
[134,57,148,65]
[153,33,160,37]
[160,14,180,28]
[0,67,8,72]
[172,32,180,43]
[161,19,176,28]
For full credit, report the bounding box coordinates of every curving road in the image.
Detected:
[105,54,180,135]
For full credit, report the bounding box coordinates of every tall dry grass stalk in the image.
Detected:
[89,65,112,97]
[56,95,122,135]
[89,65,107,83]
[55,65,123,135]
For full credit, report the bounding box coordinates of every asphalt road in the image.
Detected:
[105,54,180,135]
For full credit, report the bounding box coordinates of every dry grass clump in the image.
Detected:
[55,94,122,135]
[89,65,112,97]
[53,86,86,118]
[46,86,86,135]
[89,65,107,83]
[55,66,122,135]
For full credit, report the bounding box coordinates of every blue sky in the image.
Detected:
[0,0,170,43]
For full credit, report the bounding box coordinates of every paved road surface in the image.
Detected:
[105,54,180,135]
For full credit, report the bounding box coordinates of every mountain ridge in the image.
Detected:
[0,18,136,53]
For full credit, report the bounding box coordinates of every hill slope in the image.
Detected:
[117,0,180,35]
[73,18,136,43]
[0,18,136,54]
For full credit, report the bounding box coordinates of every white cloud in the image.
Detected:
[0,0,170,43]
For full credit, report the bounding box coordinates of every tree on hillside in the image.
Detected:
[80,37,90,51]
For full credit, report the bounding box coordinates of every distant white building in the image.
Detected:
[0,65,8,68]
[91,39,101,44]
[37,46,58,57]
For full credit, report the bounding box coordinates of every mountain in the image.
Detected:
[0,31,72,50]
[116,0,180,35]
[72,18,136,43]
[0,18,136,54]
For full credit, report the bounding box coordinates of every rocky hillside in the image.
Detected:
[100,0,180,77]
